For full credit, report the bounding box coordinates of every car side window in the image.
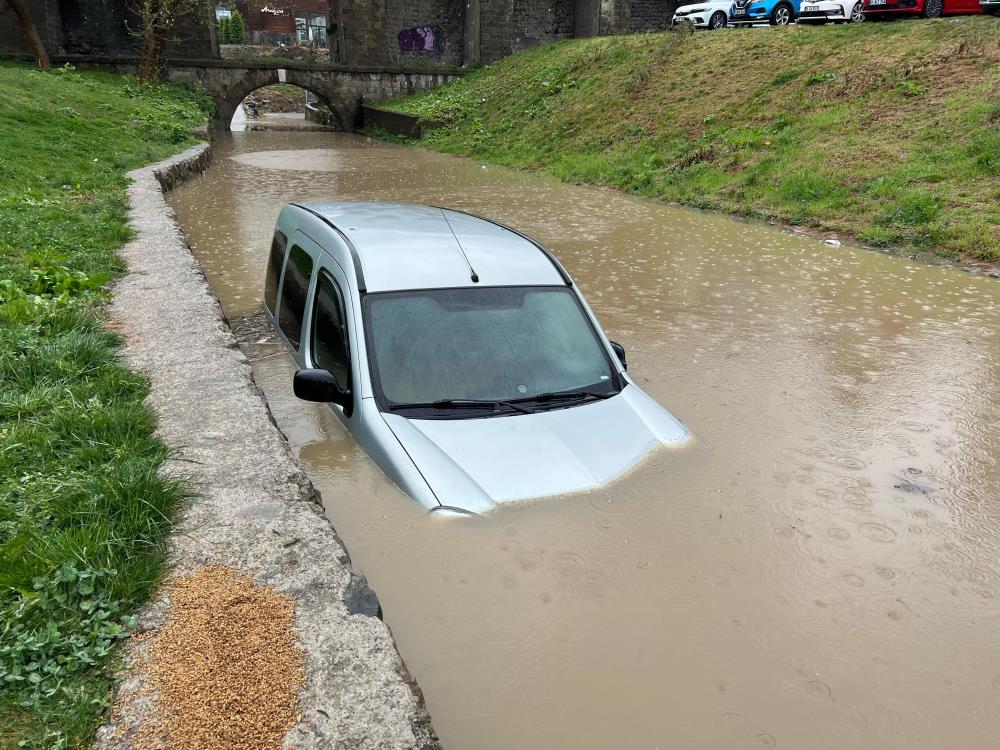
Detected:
[311,271,351,392]
[277,244,313,350]
[263,230,287,315]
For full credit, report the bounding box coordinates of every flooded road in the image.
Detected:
[168,132,1000,749]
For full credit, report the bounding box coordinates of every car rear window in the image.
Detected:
[277,244,313,350]
[263,230,287,314]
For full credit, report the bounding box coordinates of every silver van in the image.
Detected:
[265,202,690,515]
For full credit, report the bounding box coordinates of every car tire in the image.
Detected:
[709,10,729,27]
[850,1,865,20]
[921,0,943,16]
[770,2,793,23]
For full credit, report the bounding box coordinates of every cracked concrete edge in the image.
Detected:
[93,142,439,750]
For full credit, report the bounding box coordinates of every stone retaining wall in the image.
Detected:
[362,104,444,137]
[95,142,437,749]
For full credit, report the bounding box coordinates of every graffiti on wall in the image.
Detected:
[398,25,443,55]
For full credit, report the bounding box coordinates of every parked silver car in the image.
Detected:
[265,202,690,514]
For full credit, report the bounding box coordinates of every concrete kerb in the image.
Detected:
[94,142,438,749]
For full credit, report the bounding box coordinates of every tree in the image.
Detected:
[5,0,51,68]
[218,14,232,44]
[130,0,212,82]
[230,10,246,44]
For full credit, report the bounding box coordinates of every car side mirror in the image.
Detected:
[610,341,627,370]
[293,368,353,415]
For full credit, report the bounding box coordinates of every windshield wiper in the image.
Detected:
[388,399,536,415]
[530,388,615,402]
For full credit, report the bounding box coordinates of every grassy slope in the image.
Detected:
[0,61,210,747]
[385,18,1000,262]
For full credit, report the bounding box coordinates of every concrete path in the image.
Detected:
[95,143,437,749]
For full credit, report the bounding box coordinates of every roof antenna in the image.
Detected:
[440,209,480,283]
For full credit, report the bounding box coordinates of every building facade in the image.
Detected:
[234,0,331,47]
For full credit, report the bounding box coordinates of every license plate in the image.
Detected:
[868,1,885,5]
[734,8,747,14]
[804,4,817,9]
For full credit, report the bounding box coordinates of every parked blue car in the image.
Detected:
[730,0,800,23]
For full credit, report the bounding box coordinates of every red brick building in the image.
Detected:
[232,0,330,46]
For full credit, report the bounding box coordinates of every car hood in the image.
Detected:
[381,386,690,514]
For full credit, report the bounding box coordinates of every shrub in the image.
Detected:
[218,15,232,45]
[230,11,246,45]
[896,79,927,97]
[804,71,837,86]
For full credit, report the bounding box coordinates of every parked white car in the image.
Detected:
[797,0,865,21]
[672,0,734,28]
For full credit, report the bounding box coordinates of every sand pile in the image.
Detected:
[142,565,305,749]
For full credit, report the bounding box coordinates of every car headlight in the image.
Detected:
[429,505,478,518]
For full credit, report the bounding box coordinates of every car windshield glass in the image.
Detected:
[364,286,618,408]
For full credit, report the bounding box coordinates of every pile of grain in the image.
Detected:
[144,565,305,749]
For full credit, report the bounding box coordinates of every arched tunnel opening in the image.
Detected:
[227,83,345,132]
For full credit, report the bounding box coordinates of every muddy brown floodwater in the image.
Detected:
[168,132,1000,749]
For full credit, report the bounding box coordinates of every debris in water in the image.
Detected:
[824,238,842,247]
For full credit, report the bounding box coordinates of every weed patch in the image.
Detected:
[0,60,210,747]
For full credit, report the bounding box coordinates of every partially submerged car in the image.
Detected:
[265,202,690,515]
[798,0,864,21]
[672,0,734,28]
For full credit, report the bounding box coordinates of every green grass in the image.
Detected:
[381,17,1000,262]
[0,60,211,747]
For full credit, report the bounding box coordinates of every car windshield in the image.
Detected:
[364,286,619,411]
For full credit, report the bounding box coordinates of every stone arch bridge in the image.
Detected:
[45,56,462,130]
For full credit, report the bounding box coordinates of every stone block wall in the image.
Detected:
[478,0,513,62]
[59,0,133,55]
[0,0,61,55]
[385,0,465,66]
[574,0,601,36]
[1,0,679,72]
[0,0,217,59]
[511,0,574,53]
[600,0,631,33]
[334,0,388,64]
[629,0,677,32]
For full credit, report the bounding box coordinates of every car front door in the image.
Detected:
[273,232,320,367]
[301,255,357,423]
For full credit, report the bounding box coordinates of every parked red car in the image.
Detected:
[863,0,981,16]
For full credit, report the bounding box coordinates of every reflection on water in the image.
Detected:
[169,132,1000,749]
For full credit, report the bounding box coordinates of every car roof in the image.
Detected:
[293,202,569,293]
